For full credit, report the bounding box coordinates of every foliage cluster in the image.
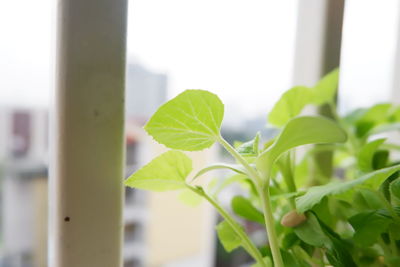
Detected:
[125,69,400,267]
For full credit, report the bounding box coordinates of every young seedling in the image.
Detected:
[125,70,400,266]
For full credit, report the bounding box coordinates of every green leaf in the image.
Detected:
[349,210,392,246]
[311,198,335,228]
[294,213,331,247]
[231,196,265,224]
[296,165,400,212]
[387,257,400,266]
[379,170,398,202]
[236,132,261,156]
[389,222,400,240]
[277,152,297,193]
[311,68,339,105]
[295,213,357,267]
[355,103,392,137]
[178,189,203,207]
[371,122,400,135]
[192,163,246,180]
[251,257,273,267]
[268,86,313,127]
[325,237,357,267]
[391,106,400,121]
[266,69,339,128]
[125,150,191,191]
[144,89,224,151]
[343,108,368,125]
[216,220,242,252]
[281,249,309,267]
[358,103,392,123]
[357,138,386,172]
[282,232,300,250]
[356,188,385,210]
[391,179,400,200]
[373,150,389,170]
[257,116,347,174]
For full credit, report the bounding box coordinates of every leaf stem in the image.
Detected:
[218,135,284,267]
[217,136,262,186]
[187,185,267,266]
[259,187,285,267]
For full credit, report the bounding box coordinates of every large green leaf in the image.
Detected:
[349,210,392,246]
[216,220,242,252]
[268,86,312,127]
[311,68,339,105]
[357,138,386,172]
[268,69,339,127]
[296,165,400,212]
[257,116,346,175]
[231,196,264,224]
[125,150,191,191]
[144,90,224,151]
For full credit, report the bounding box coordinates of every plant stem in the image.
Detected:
[217,135,284,267]
[187,185,267,266]
[217,136,262,186]
[328,101,359,156]
[259,187,285,267]
[277,152,296,209]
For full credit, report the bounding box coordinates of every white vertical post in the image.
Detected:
[50,0,127,266]
[292,0,345,179]
[389,5,400,153]
[292,0,345,86]
[392,5,400,104]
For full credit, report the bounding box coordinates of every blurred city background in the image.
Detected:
[1,0,400,266]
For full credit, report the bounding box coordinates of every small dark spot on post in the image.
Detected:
[93,110,99,117]
[64,216,70,222]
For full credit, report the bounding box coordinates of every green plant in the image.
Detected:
[125,69,400,266]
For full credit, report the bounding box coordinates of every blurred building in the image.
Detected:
[0,63,215,267]
[126,63,168,121]
[0,108,48,267]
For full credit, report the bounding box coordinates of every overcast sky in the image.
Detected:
[0,0,399,118]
